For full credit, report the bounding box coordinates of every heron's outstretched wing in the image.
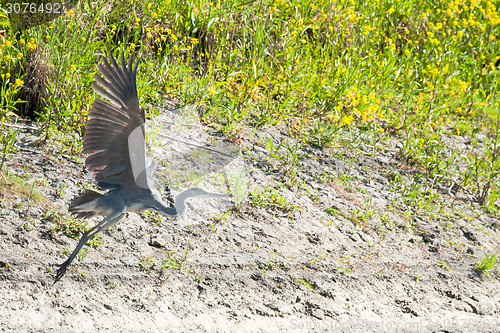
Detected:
[83,51,151,189]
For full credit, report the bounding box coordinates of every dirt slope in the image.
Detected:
[1,124,499,332]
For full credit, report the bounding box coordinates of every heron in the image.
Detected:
[55,51,231,282]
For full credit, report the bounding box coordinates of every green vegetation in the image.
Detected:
[249,185,298,218]
[0,0,499,215]
[45,210,102,246]
[0,172,43,203]
[139,250,187,273]
[475,254,498,277]
[296,278,315,291]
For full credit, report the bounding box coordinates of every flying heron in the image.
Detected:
[55,51,231,282]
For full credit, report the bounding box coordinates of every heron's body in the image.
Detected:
[55,52,230,282]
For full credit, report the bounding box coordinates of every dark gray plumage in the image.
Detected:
[55,52,230,282]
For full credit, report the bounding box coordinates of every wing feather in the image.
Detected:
[83,51,148,189]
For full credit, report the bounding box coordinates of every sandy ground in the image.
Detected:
[1,123,499,332]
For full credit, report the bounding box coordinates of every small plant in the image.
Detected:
[139,256,155,273]
[108,281,120,288]
[0,173,43,203]
[228,169,249,209]
[0,118,18,172]
[77,247,89,263]
[413,274,421,288]
[47,211,101,246]
[296,278,315,291]
[463,122,500,210]
[475,254,498,277]
[267,135,308,181]
[56,183,67,198]
[249,185,298,218]
[159,251,184,271]
[337,255,356,274]
[326,206,338,216]
[437,260,452,271]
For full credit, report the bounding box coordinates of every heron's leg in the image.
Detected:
[54,212,124,283]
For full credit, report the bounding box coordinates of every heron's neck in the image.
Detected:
[157,189,195,217]
[156,202,181,216]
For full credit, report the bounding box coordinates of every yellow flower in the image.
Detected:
[388,7,395,15]
[18,52,23,58]
[20,39,25,44]
[6,73,11,78]
[190,38,199,44]
[342,115,353,125]
[15,79,24,86]
[135,17,141,24]
[147,32,151,38]
[130,43,135,49]
[5,40,11,46]
[81,37,86,42]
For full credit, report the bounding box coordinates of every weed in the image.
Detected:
[0,119,18,172]
[138,256,155,273]
[108,281,120,288]
[249,185,298,218]
[159,251,185,271]
[47,211,101,246]
[227,170,248,209]
[475,254,498,277]
[296,278,315,291]
[77,247,89,263]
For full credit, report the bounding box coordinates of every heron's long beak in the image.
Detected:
[206,192,233,199]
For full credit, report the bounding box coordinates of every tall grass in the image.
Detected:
[1,0,499,210]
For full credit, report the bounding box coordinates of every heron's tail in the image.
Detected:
[69,190,103,218]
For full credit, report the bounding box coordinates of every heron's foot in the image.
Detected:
[54,259,71,284]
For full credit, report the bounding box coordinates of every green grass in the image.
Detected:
[475,254,498,277]
[45,210,102,246]
[249,185,298,218]
[0,172,43,203]
[0,0,499,213]
[139,250,187,273]
[296,278,315,291]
